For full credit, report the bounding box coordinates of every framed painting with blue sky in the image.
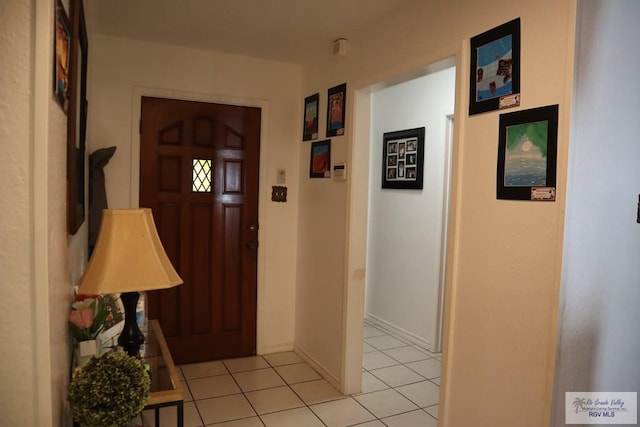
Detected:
[469,18,521,115]
[309,139,331,178]
[302,92,319,141]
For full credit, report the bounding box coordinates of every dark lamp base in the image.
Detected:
[118,291,145,357]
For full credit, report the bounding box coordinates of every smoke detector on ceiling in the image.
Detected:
[333,38,348,56]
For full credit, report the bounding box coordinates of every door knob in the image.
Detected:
[246,240,259,250]
[248,223,258,231]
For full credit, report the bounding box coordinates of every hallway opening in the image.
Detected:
[342,56,457,399]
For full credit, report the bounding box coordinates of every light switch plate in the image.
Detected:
[276,169,286,185]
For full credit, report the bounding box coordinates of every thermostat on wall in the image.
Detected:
[333,163,346,181]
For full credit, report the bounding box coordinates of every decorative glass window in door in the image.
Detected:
[192,159,212,192]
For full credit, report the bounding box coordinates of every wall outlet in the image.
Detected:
[271,186,287,202]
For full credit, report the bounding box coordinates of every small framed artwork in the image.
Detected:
[469,18,521,115]
[302,93,319,141]
[497,104,558,201]
[53,0,71,113]
[309,139,331,178]
[326,83,346,137]
[382,127,425,189]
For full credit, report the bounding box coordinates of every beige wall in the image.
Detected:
[88,34,302,354]
[1,0,79,425]
[43,0,85,422]
[3,0,579,424]
[0,0,38,424]
[295,0,577,425]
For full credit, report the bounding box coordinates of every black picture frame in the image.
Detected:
[326,83,346,137]
[67,0,88,235]
[497,105,558,201]
[302,93,319,141]
[469,18,521,116]
[309,139,331,178]
[382,127,425,190]
[53,0,71,113]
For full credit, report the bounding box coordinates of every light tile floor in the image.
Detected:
[139,320,440,426]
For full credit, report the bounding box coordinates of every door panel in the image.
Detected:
[140,96,260,364]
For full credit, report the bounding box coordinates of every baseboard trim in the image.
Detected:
[365,313,433,352]
[293,344,342,393]
[258,342,294,355]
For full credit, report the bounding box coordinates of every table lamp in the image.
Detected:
[77,208,183,357]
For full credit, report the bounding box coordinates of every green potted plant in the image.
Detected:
[68,350,150,427]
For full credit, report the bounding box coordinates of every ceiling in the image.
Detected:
[85,0,415,65]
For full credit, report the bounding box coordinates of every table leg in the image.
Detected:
[177,401,184,427]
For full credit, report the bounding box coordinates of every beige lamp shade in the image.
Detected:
[78,208,183,294]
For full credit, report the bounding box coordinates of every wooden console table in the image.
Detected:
[71,320,183,427]
[141,319,184,427]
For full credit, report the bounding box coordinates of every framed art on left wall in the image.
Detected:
[326,83,346,137]
[54,0,71,113]
[309,139,331,178]
[67,0,88,235]
[302,93,319,141]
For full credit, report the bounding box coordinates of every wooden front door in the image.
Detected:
[139,96,260,364]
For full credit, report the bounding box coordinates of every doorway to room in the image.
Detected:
[365,67,455,353]
[343,57,456,395]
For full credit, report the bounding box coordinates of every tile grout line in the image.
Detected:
[181,369,207,427]
[262,356,328,426]
[178,327,440,426]
[219,358,266,426]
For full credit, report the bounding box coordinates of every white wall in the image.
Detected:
[552,1,640,424]
[366,67,455,350]
[296,0,577,424]
[88,34,301,354]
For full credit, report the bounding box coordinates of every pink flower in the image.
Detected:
[69,308,94,329]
